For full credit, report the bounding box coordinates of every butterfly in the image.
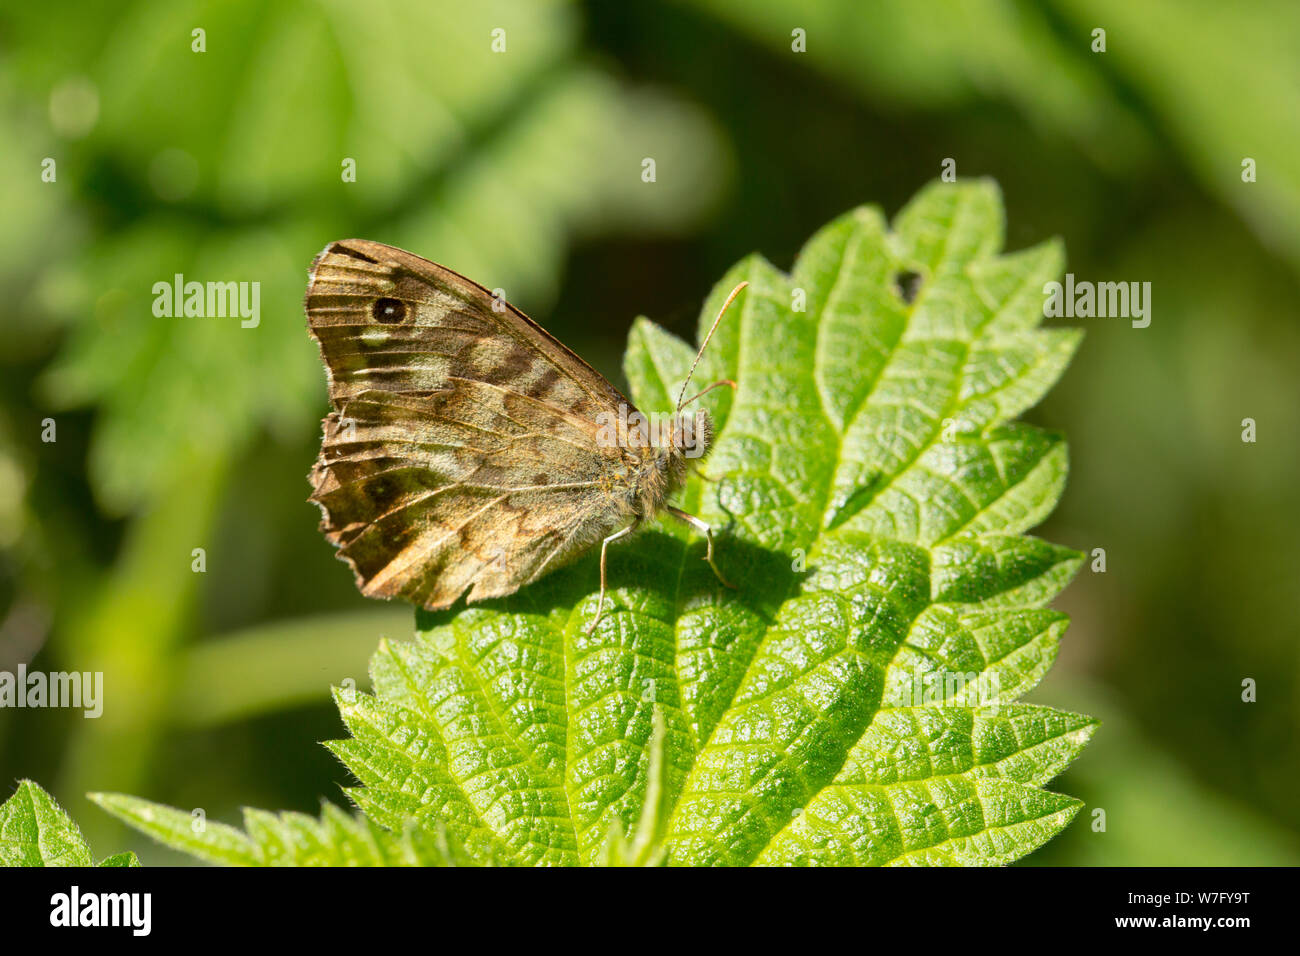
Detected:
[305,240,745,632]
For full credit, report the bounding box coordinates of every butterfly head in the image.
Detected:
[671,407,713,461]
[637,408,712,517]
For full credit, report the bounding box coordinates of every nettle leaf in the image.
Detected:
[89,792,479,867]
[325,180,1095,866]
[0,780,139,867]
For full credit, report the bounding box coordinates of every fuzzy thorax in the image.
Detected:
[635,408,713,518]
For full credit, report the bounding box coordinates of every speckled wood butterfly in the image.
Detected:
[305,240,744,632]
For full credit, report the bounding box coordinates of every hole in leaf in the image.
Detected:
[894,270,922,305]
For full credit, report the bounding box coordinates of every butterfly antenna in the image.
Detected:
[680,378,737,409]
[676,281,748,413]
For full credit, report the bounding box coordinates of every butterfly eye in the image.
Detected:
[372,297,407,323]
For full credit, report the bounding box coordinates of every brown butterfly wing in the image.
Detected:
[307,239,630,411]
[306,239,639,609]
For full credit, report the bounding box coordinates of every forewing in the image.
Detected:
[306,239,631,413]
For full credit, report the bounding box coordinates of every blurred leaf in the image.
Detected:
[688,0,1153,173]
[90,793,479,866]
[389,70,727,303]
[1051,0,1300,276]
[38,224,316,515]
[0,779,137,866]
[0,75,81,297]
[1041,202,1300,830]
[1025,683,1300,866]
[172,608,413,727]
[690,0,1300,278]
[5,0,580,214]
[52,458,226,850]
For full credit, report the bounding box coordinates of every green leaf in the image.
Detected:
[97,851,142,867]
[88,793,479,867]
[0,780,136,866]
[320,180,1093,866]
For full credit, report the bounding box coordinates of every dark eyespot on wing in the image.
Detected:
[372,298,407,323]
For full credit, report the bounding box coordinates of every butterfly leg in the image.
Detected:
[666,506,735,590]
[585,522,638,633]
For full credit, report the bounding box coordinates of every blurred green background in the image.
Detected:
[1,0,1297,866]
